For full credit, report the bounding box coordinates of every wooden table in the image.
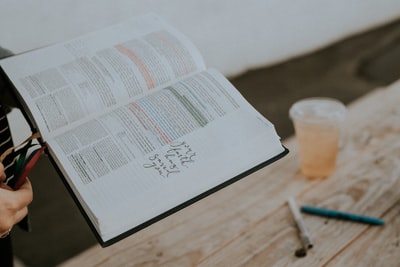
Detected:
[59,81,400,267]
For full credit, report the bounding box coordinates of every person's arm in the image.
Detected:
[0,163,33,237]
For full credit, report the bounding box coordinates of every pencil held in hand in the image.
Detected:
[13,146,46,190]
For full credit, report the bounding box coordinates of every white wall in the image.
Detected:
[1,0,400,77]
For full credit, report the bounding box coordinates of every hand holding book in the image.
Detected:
[0,132,45,190]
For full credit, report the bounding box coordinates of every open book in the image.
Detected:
[0,13,288,246]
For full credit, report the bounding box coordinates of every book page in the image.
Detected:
[46,69,285,241]
[0,13,206,138]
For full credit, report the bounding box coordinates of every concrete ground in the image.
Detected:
[11,18,400,267]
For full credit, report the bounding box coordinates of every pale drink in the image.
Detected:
[294,122,340,178]
[289,98,346,178]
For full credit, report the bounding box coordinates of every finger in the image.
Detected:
[13,178,33,206]
[19,177,32,192]
[14,206,29,225]
[0,182,12,190]
[0,163,5,182]
[1,178,34,211]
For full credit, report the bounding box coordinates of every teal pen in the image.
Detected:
[300,206,385,225]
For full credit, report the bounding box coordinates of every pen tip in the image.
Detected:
[295,248,307,258]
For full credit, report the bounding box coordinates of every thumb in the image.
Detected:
[11,178,33,208]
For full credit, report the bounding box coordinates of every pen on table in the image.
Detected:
[287,197,313,250]
[300,205,385,225]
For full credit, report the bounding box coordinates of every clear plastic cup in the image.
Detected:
[289,97,346,178]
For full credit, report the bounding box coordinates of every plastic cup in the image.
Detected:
[289,97,346,178]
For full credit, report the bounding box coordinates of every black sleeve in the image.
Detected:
[0,47,18,113]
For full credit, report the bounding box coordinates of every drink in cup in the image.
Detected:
[289,98,346,178]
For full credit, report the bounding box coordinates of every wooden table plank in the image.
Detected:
[326,199,400,267]
[199,133,400,266]
[59,81,400,267]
